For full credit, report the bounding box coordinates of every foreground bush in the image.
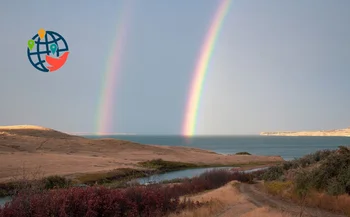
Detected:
[300,146,350,195]
[261,147,350,196]
[262,165,284,181]
[260,146,350,215]
[0,169,251,217]
[262,149,336,182]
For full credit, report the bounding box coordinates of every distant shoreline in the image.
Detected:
[260,127,350,137]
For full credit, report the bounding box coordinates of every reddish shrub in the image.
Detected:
[0,169,251,216]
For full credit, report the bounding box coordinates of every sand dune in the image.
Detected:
[0,125,283,182]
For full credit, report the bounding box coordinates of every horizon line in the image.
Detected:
[72,133,262,136]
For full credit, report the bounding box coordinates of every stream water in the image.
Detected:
[135,166,268,184]
[0,196,11,207]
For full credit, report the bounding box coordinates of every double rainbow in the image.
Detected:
[96,1,231,136]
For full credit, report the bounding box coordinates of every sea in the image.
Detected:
[84,135,350,161]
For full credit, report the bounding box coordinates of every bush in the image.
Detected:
[138,159,197,171]
[235,152,251,155]
[294,170,313,198]
[76,168,147,185]
[264,181,293,196]
[0,169,252,216]
[262,165,284,181]
[260,147,350,215]
[310,150,350,195]
[290,146,350,196]
[0,183,16,197]
[44,175,72,189]
[279,149,335,172]
[327,177,346,196]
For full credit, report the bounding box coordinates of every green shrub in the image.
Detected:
[138,159,197,171]
[262,165,284,181]
[44,175,71,189]
[311,148,350,194]
[282,161,298,170]
[327,177,346,196]
[264,181,293,196]
[290,146,350,196]
[294,170,313,198]
[282,150,335,171]
[235,152,251,155]
[76,168,146,185]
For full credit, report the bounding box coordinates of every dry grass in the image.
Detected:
[0,125,283,182]
[241,207,292,217]
[303,191,350,216]
[184,181,245,203]
[168,181,291,217]
[263,181,350,216]
[167,200,225,217]
[264,181,293,197]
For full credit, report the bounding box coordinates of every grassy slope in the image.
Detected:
[260,146,350,215]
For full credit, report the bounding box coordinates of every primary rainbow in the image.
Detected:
[182,0,232,136]
[96,4,131,135]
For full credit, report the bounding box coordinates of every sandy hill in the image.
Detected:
[0,125,82,140]
[0,125,283,182]
[260,127,350,137]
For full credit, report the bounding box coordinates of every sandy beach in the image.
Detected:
[0,125,283,182]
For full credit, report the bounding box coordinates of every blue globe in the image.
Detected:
[27,31,69,72]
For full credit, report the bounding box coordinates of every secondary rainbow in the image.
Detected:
[96,4,131,135]
[182,0,232,136]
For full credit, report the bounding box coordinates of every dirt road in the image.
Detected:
[169,181,347,217]
[237,183,346,217]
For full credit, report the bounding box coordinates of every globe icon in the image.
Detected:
[27,30,69,72]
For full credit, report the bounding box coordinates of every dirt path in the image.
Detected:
[169,181,347,217]
[237,183,346,217]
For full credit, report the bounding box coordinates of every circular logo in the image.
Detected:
[27,29,69,73]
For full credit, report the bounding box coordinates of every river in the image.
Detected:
[135,166,268,184]
[0,196,11,207]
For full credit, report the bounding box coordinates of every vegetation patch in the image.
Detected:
[0,169,254,217]
[75,168,148,185]
[235,152,251,155]
[261,146,350,196]
[44,175,72,189]
[0,183,16,197]
[158,178,187,184]
[264,181,293,196]
[0,175,72,197]
[258,146,350,215]
[138,159,198,172]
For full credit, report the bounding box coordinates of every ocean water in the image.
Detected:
[84,135,350,161]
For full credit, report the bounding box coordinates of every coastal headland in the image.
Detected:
[260,127,350,137]
[0,125,283,183]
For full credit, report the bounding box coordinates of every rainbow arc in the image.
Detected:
[182,0,232,136]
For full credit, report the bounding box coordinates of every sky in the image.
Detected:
[0,0,350,135]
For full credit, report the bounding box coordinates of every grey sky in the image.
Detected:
[1,0,350,135]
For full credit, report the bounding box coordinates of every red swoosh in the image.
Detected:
[45,52,69,72]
